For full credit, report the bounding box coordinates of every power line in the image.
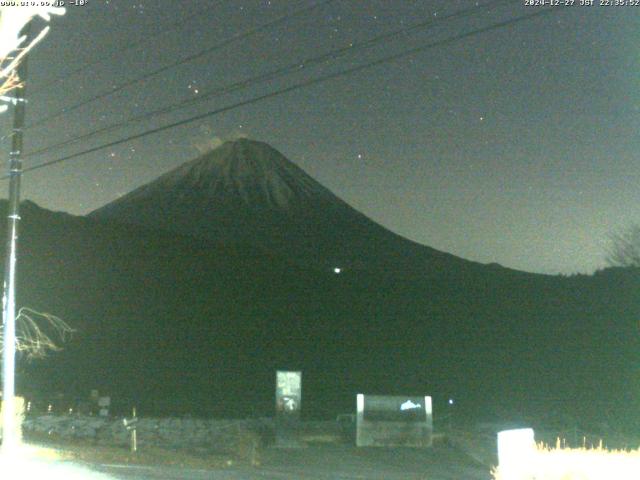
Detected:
[24,0,336,130]
[11,5,565,180]
[24,0,511,159]
[28,2,220,96]
[18,5,564,176]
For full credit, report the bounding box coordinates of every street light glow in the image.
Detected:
[0,451,116,480]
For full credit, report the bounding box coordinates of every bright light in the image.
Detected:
[494,429,640,480]
[333,267,341,274]
[0,446,116,479]
[448,398,454,405]
[497,428,536,477]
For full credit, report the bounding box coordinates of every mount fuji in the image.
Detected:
[90,138,473,273]
[9,138,636,424]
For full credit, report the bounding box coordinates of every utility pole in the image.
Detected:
[1,26,29,452]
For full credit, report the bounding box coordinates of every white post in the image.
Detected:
[497,428,536,478]
[131,407,137,453]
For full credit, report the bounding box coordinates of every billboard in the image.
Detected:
[275,370,302,447]
[356,394,433,447]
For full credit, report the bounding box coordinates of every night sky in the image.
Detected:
[0,0,638,275]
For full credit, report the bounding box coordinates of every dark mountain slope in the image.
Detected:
[2,201,636,428]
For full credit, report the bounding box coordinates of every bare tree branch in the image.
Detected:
[0,307,74,360]
[606,225,640,268]
[0,6,65,109]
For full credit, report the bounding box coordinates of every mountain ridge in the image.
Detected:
[89,138,504,274]
[0,200,635,424]
[4,142,633,424]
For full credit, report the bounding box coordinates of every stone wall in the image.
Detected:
[22,414,273,455]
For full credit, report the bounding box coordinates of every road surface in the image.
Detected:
[89,443,492,479]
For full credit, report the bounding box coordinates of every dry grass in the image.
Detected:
[492,440,640,480]
[0,395,26,444]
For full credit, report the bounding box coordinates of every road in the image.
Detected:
[88,444,492,480]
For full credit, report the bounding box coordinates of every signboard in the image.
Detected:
[275,370,302,447]
[276,371,301,415]
[98,396,111,416]
[356,394,433,447]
